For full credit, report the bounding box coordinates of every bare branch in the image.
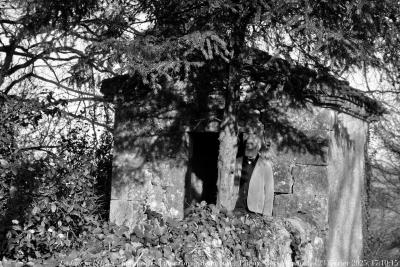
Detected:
[5,51,46,76]
[59,109,113,132]
[18,145,60,151]
[3,72,33,94]
[31,74,102,97]
[61,97,106,103]
[0,19,19,25]
[0,39,17,87]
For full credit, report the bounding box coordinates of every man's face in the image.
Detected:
[244,129,262,158]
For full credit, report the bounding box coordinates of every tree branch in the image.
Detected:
[3,72,33,94]
[31,74,102,97]
[5,51,46,76]
[0,39,17,87]
[61,97,106,103]
[18,145,60,151]
[59,110,113,132]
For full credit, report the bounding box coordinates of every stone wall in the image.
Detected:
[268,106,368,265]
[270,106,332,232]
[109,97,189,228]
[109,96,369,264]
[327,113,367,265]
[109,102,335,229]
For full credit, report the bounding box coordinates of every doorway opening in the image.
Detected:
[186,132,219,206]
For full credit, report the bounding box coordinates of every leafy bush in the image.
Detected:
[0,94,113,261]
[366,226,400,262]
[40,203,315,266]
[1,133,112,260]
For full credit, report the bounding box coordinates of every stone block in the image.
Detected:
[110,199,146,229]
[274,163,293,193]
[274,194,328,228]
[327,112,367,264]
[274,148,327,170]
[154,162,186,219]
[274,194,298,218]
[283,106,334,132]
[111,160,186,220]
[268,106,330,167]
[292,165,328,195]
[153,162,186,219]
[304,129,330,142]
[315,109,336,131]
[111,166,148,200]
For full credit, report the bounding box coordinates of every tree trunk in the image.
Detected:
[216,55,241,210]
[216,23,247,211]
[216,6,255,210]
[217,114,238,210]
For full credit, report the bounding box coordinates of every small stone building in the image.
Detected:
[101,55,384,264]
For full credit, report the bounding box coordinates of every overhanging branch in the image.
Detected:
[32,74,102,97]
[59,109,112,132]
[3,72,33,94]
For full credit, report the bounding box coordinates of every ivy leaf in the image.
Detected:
[32,206,40,215]
[0,159,9,168]
[51,203,57,213]
[10,166,17,175]
[159,235,169,244]
[67,205,74,213]
[12,225,22,231]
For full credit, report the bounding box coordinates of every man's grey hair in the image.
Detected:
[243,120,273,160]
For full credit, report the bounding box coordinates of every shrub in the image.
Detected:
[1,132,111,260]
[0,94,113,261]
[48,203,318,266]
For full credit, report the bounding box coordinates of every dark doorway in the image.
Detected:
[186,132,219,206]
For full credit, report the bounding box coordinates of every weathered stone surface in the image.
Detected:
[109,200,145,230]
[111,151,147,200]
[158,162,186,219]
[274,165,293,193]
[283,106,335,132]
[264,105,330,169]
[272,136,329,168]
[326,113,367,266]
[274,194,297,217]
[292,165,329,195]
[315,109,336,130]
[109,160,186,228]
[274,151,329,194]
[105,69,377,266]
[274,194,328,228]
[276,151,323,168]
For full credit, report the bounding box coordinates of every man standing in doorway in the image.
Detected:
[235,118,274,216]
